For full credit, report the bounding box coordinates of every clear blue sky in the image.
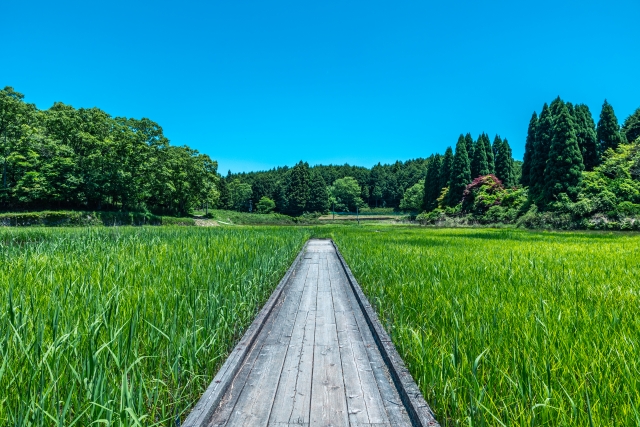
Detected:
[2,0,639,173]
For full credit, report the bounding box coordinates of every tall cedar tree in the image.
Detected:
[471,136,489,178]
[423,154,442,211]
[495,136,514,186]
[492,135,503,161]
[305,171,329,213]
[597,99,625,154]
[464,133,474,159]
[483,133,495,174]
[521,111,537,186]
[622,107,640,144]
[574,104,599,170]
[440,146,454,191]
[448,136,471,206]
[544,102,584,202]
[529,103,553,202]
[285,161,310,215]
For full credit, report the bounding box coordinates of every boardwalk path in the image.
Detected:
[185,239,439,427]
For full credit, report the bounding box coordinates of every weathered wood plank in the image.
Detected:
[286,261,319,425]
[183,242,308,427]
[331,241,441,427]
[268,261,318,424]
[329,256,390,425]
[222,261,308,426]
[310,257,349,427]
[186,239,437,427]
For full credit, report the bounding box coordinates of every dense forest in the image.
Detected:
[2,86,640,228]
[0,87,219,215]
[418,97,640,228]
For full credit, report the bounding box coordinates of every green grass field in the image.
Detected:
[330,227,640,426]
[2,225,639,426]
[0,227,311,426]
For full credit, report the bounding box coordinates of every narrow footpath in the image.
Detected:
[185,239,439,427]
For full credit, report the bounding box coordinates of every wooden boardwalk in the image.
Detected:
[185,239,439,427]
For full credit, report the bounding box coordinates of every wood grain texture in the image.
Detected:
[185,239,437,427]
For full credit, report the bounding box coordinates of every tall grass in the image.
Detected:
[0,226,310,426]
[331,227,640,426]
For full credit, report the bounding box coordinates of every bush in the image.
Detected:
[256,197,276,214]
[0,211,196,227]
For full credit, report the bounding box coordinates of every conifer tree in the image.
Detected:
[495,136,514,187]
[492,134,503,161]
[544,102,584,202]
[464,133,474,159]
[423,154,442,211]
[448,136,471,206]
[483,133,495,174]
[529,103,553,202]
[597,100,625,154]
[286,161,310,215]
[622,107,640,143]
[521,111,537,187]
[305,170,329,213]
[503,139,514,186]
[440,145,454,191]
[574,104,599,170]
[470,136,489,178]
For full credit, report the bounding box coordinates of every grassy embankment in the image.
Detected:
[0,226,311,426]
[330,227,640,426]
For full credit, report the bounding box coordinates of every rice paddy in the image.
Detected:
[330,227,640,426]
[0,227,310,426]
[2,225,639,426]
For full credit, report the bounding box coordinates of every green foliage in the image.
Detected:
[285,161,311,215]
[521,112,537,187]
[440,146,454,191]
[448,136,471,206]
[470,135,489,178]
[0,87,218,215]
[597,99,625,154]
[227,179,253,211]
[494,136,514,186]
[544,101,584,202]
[329,176,365,212]
[423,154,442,211]
[482,133,495,174]
[0,210,197,226]
[305,171,329,213]
[0,227,310,425]
[464,132,474,159]
[530,102,553,202]
[574,104,599,170]
[399,179,424,211]
[332,228,640,425]
[256,196,276,214]
[622,107,640,144]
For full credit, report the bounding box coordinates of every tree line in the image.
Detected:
[0,87,219,215]
[3,85,639,224]
[419,97,640,228]
[221,159,430,215]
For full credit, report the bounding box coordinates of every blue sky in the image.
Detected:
[2,0,639,173]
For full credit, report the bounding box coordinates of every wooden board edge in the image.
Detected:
[330,240,441,427]
[182,240,310,427]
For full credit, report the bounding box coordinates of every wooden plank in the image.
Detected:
[287,262,319,424]
[328,256,390,425]
[222,260,309,426]
[183,242,309,427]
[268,261,318,424]
[310,256,349,427]
[331,241,441,427]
